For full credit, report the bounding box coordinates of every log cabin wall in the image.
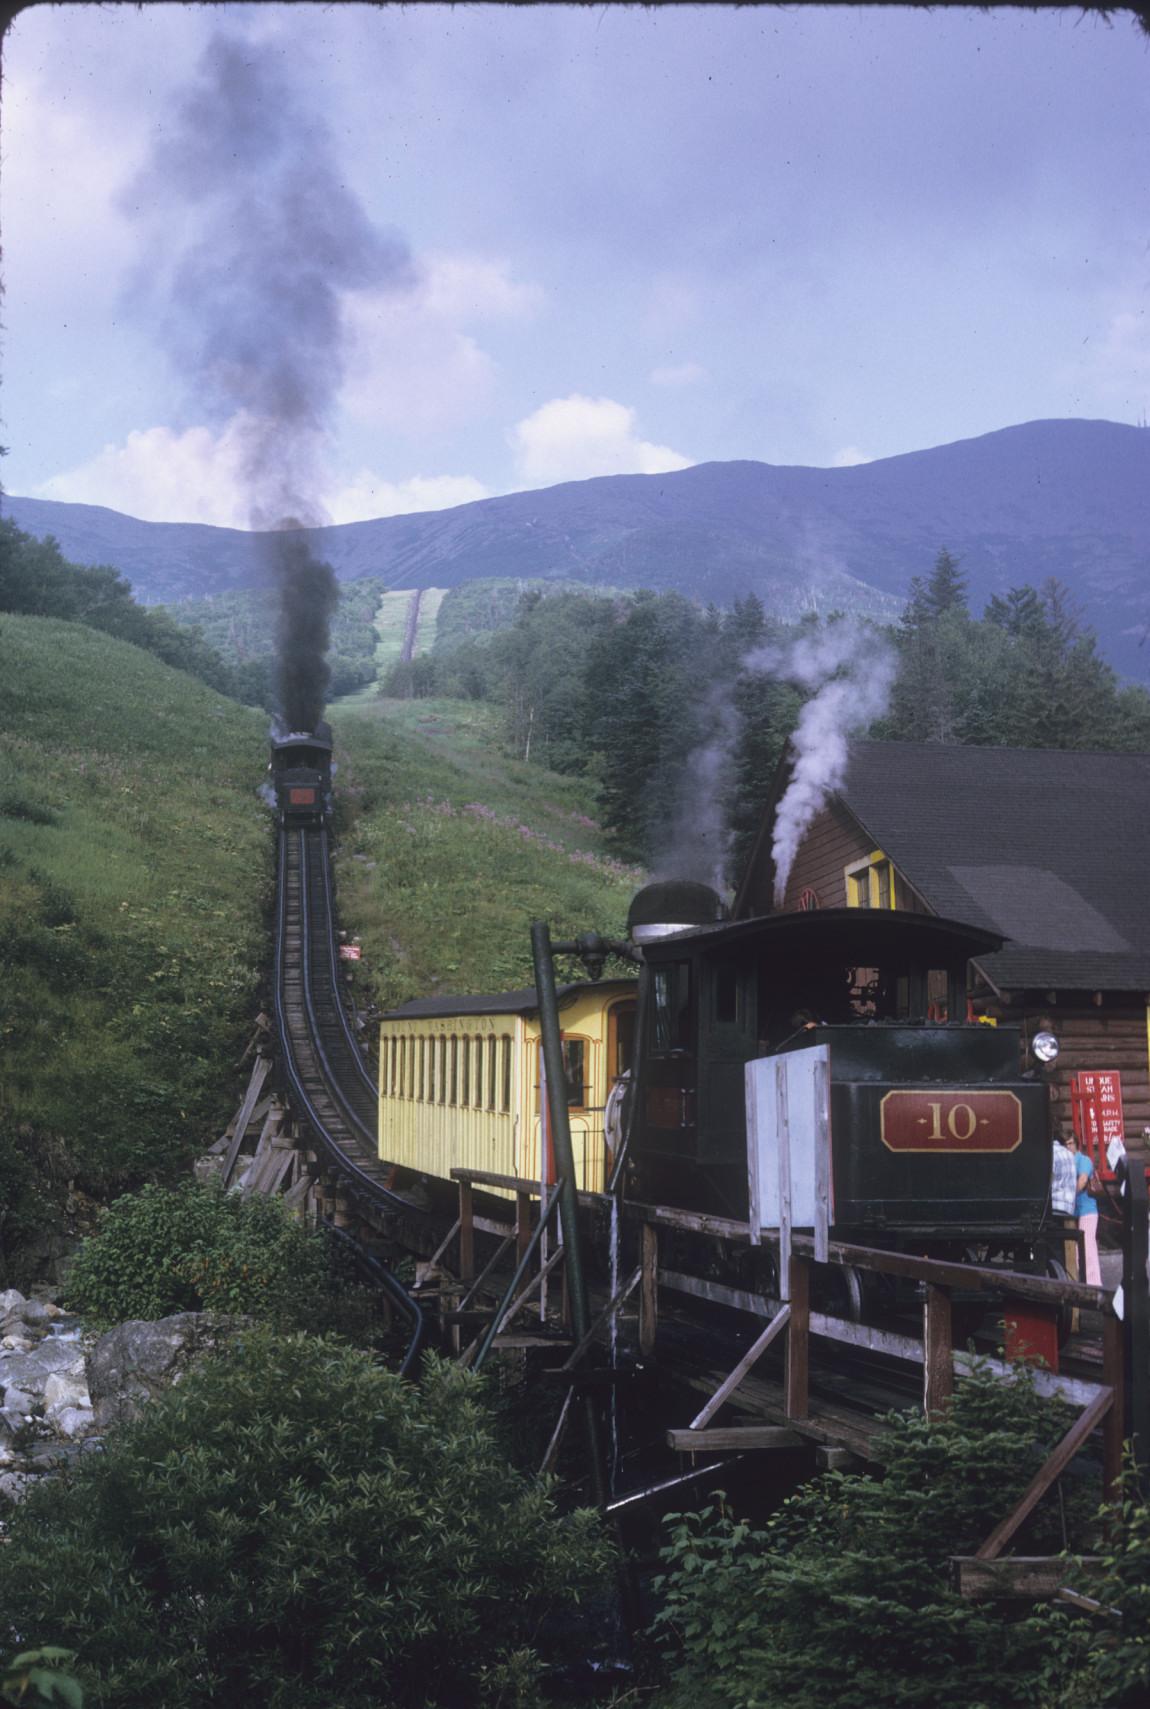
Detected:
[742,800,932,919]
[986,999,1150,1163]
[742,800,870,916]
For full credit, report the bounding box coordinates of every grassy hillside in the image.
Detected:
[0,617,642,1279]
[330,697,643,1006]
[0,616,271,1277]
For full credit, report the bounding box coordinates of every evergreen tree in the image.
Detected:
[924,546,968,618]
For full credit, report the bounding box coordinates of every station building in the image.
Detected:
[736,741,1150,1152]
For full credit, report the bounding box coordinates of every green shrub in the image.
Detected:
[63,1181,329,1327]
[0,1334,612,1708]
[1037,1461,1150,1709]
[651,1363,1102,1709]
[1,1648,83,1708]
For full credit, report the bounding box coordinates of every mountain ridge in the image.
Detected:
[7,417,1149,673]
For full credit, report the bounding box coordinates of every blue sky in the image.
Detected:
[3,3,1148,526]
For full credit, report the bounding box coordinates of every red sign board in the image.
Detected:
[289,787,316,805]
[1070,1071,1123,1180]
[880,1089,1022,1153]
[339,943,361,961]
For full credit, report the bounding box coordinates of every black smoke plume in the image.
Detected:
[272,530,339,733]
[123,29,416,729]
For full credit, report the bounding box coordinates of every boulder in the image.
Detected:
[1,1387,34,1416]
[86,1313,247,1431]
[13,1299,54,1328]
[43,1370,91,1420]
[0,1289,27,1317]
[0,1341,85,1396]
[53,1406,95,1439]
[0,1470,34,1503]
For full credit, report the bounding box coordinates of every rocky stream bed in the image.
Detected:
[0,1289,242,1505]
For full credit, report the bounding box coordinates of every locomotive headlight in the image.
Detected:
[1032,1030,1060,1064]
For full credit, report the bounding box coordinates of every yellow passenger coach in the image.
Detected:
[378,980,637,1197]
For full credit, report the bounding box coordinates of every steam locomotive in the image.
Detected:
[374,874,1056,1267]
[624,880,1053,1261]
[269,723,334,827]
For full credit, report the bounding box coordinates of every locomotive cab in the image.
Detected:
[627,905,1051,1243]
[269,722,334,827]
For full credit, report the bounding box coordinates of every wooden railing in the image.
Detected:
[448,1168,1126,1497]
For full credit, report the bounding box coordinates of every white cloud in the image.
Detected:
[342,252,543,433]
[650,361,708,388]
[37,421,489,528]
[510,395,692,486]
[1061,301,1150,411]
[327,471,489,525]
[36,424,253,527]
[830,446,874,467]
[421,253,544,322]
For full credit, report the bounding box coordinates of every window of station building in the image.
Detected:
[417,1037,426,1102]
[608,1000,636,1083]
[845,852,896,911]
[461,1037,471,1107]
[847,868,871,908]
[488,1036,498,1110]
[449,1036,459,1106]
[653,963,692,1052]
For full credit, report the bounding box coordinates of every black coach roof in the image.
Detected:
[641,906,1004,966]
[382,977,636,1022]
[839,742,1150,991]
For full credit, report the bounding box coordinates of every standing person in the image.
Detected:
[1074,1136,1103,1288]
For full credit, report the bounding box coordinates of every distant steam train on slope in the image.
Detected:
[269,723,334,826]
[271,731,1057,1263]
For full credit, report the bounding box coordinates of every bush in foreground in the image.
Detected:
[63,1181,330,1328]
[0,1333,612,1708]
[651,1363,1103,1709]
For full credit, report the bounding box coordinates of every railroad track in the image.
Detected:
[274,825,415,1213]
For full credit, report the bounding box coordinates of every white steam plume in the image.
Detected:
[656,689,737,891]
[746,622,898,907]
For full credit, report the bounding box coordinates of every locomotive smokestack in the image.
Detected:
[123,28,416,729]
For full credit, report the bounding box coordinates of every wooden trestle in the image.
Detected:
[416,1165,1131,1600]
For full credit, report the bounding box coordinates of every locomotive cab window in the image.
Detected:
[652,963,692,1053]
[714,963,740,1025]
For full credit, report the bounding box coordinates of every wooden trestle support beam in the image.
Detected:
[438,1166,1138,1590]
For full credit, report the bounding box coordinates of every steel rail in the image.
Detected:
[297,830,382,1154]
[315,827,379,1104]
[321,1219,425,1379]
[272,829,415,1215]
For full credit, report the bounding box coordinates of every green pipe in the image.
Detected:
[531,920,592,1343]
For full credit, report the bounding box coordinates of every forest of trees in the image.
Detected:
[0,521,246,701]
[388,552,1150,883]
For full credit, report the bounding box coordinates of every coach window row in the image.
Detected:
[382,1034,513,1112]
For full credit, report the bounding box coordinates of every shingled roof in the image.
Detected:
[838,742,1150,992]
